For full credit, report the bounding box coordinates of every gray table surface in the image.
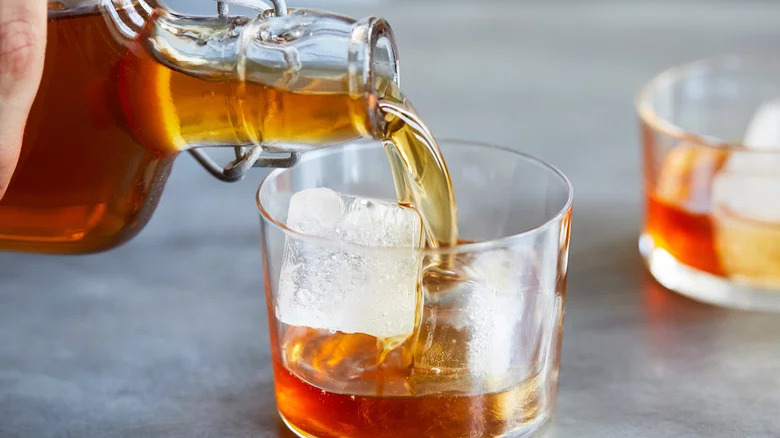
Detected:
[2,0,780,437]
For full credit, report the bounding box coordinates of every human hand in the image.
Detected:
[0,0,46,200]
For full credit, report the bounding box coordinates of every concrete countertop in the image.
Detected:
[2,1,779,436]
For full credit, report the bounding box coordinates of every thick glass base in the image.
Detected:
[279,410,550,438]
[640,234,780,312]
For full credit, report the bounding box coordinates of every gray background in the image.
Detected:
[2,0,780,437]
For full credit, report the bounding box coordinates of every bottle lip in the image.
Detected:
[348,17,400,138]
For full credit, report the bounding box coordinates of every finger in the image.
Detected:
[0,0,47,199]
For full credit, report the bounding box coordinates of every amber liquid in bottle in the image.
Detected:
[0,12,174,253]
[0,11,373,254]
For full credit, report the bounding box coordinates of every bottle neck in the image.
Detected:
[129,6,398,148]
[50,1,400,175]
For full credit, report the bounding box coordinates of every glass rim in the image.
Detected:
[256,139,574,255]
[636,54,780,154]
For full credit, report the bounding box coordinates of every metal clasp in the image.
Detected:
[188,0,296,182]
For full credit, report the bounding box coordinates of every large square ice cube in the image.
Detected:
[414,247,558,393]
[277,188,423,340]
[713,99,780,221]
[712,99,780,287]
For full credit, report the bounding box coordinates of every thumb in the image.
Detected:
[0,0,47,199]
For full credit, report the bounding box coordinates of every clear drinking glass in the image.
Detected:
[638,56,780,311]
[257,139,573,438]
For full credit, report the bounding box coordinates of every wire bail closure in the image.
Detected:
[188,0,296,182]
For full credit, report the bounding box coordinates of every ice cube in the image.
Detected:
[744,99,780,150]
[414,248,557,392]
[711,99,780,287]
[713,209,780,288]
[277,188,423,340]
[712,172,780,223]
[713,99,780,220]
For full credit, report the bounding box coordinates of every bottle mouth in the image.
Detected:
[348,17,400,137]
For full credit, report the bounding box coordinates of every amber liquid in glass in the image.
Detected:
[643,124,780,289]
[642,131,729,276]
[274,357,542,438]
[645,194,724,276]
[273,276,544,438]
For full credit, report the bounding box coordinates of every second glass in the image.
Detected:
[258,140,573,438]
[638,56,780,311]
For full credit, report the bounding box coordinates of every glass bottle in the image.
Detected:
[0,0,399,254]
